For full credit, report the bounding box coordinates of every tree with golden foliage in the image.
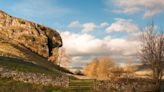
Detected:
[84,58,99,77]
[110,65,124,78]
[84,57,116,79]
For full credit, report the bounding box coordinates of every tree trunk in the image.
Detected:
[153,68,161,92]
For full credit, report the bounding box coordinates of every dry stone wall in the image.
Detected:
[0,66,69,88]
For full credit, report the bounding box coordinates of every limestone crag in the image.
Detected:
[0,10,62,59]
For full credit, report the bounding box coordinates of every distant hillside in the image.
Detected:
[130,64,150,71]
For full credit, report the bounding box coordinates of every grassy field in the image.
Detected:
[69,79,94,92]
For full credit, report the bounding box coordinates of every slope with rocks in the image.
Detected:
[0,10,64,70]
[0,10,74,88]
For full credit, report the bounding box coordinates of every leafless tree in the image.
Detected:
[57,47,71,67]
[139,24,164,91]
[49,47,71,67]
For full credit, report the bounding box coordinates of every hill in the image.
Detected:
[0,10,74,90]
[0,10,65,71]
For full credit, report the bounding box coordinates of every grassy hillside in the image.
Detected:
[0,42,72,74]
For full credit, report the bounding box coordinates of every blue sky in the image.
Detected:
[0,0,164,66]
[0,0,163,35]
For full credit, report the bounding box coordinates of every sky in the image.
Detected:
[0,0,164,67]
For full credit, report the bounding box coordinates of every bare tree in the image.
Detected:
[57,47,71,67]
[139,24,164,91]
[49,47,71,67]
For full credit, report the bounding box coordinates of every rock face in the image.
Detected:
[0,10,62,58]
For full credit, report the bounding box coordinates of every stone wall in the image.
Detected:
[93,78,156,92]
[0,66,69,88]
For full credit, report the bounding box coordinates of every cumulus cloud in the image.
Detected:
[82,23,96,33]
[68,21,80,28]
[68,21,112,33]
[106,18,140,32]
[108,38,139,55]
[61,31,107,56]
[112,0,164,18]
[100,22,109,28]
[68,21,97,33]
[61,31,140,66]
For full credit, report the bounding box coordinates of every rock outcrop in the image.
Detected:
[0,10,62,59]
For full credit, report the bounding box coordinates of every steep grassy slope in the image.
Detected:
[0,42,72,74]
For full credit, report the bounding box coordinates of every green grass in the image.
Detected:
[0,77,92,92]
[69,79,94,92]
[0,59,91,92]
[0,58,57,75]
[0,57,75,80]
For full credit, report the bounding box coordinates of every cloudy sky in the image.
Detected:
[0,0,164,67]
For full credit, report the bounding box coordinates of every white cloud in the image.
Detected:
[100,22,109,28]
[112,0,164,18]
[143,9,161,18]
[108,38,139,55]
[82,23,96,33]
[68,21,97,33]
[106,18,140,32]
[68,21,80,28]
[61,31,140,66]
[61,31,107,56]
